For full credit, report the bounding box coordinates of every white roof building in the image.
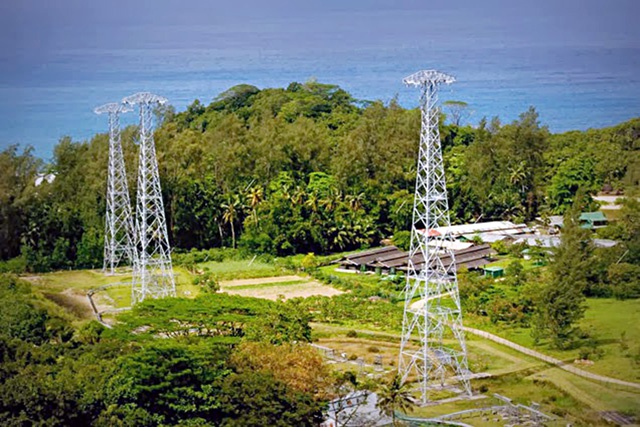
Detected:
[432,221,530,239]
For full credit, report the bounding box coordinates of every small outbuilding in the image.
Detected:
[579,212,608,229]
[483,266,504,278]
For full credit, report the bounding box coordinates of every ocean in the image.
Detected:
[1,1,639,158]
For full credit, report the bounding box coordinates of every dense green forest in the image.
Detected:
[1,80,639,271]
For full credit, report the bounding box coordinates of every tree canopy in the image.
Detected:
[1,81,638,271]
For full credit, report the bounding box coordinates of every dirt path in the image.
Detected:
[463,327,640,390]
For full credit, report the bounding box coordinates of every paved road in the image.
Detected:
[463,327,640,391]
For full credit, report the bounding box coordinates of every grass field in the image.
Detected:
[484,255,541,271]
[530,367,640,414]
[466,298,640,382]
[197,259,285,280]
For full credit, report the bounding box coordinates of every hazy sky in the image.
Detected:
[1,0,638,58]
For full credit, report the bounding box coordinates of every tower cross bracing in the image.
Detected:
[398,70,471,404]
[95,102,137,275]
[123,92,176,304]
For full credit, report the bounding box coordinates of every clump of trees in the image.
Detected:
[0,274,329,426]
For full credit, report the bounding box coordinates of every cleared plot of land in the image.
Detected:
[220,275,304,287]
[42,288,95,319]
[220,275,342,300]
[23,269,126,291]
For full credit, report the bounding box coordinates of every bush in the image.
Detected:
[578,339,604,360]
[0,256,27,274]
[367,346,380,353]
[192,271,219,293]
[490,240,509,256]
[346,330,358,338]
[392,231,411,251]
[609,263,640,300]
[301,253,319,270]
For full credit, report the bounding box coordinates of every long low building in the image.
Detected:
[427,220,530,239]
[334,244,495,274]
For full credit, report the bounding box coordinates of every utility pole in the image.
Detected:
[398,70,471,404]
[123,92,175,303]
[95,102,136,275]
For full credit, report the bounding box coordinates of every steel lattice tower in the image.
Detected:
[95,102,137,275]
[123,92,176,304]
[398,70,471,404]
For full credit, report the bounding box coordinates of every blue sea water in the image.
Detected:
[0,1,639,158]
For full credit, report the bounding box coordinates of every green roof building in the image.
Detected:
[579,211,608,229]
[483,266,504,278]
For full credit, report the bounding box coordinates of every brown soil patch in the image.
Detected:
[220,276,343,301]
[43,289,94,319]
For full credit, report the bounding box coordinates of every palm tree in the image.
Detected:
[305,192,319,213]
[509,160,529,194]
[376,375,415,426]
[221,195,242,248]
[320,188,342,212]
[291,186,306,206]
[345,192,365,211]
[246,186,263,225]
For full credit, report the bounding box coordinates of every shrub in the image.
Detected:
[0,256,27,274]
[301,253,319,270]
[609,263,640,300]
[367,346,380,353]
[346,330,358,338]
[392,231,411,251]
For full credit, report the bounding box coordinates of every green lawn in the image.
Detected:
[530,367,640,415]
[466,298,640,382]
[33,268,129,291]
[484,255,541,271]
[197,259,284,280]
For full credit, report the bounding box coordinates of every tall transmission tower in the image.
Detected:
[398,70,471,404]
[123,92,176,304]
[95,102,137,275]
